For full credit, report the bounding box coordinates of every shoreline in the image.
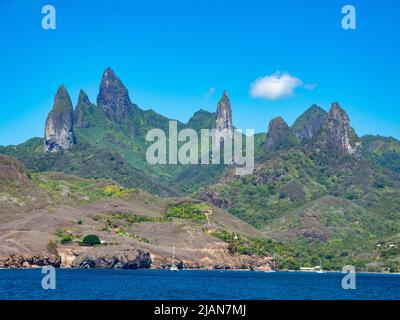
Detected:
[1,267,399,275]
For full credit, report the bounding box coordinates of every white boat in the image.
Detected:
[170,264,179,271]
[170,243,179,271]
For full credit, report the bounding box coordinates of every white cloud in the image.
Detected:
[250,71,314,100]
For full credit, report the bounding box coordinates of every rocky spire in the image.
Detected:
[318,102,361,156]
[97,67,133,121]
[215,91,233,132]
[291,104,327,141]
[266,117,295,150]
[74,89,94,129]
[44,85,76,152]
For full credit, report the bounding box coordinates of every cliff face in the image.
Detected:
[318,102,361,156]
[44,86,75,152]
[97,67,133,122]
[215,91,233,132]
[214,91,233,150]
[71,249,152,269]
[278,102,361,157]
[266,117,296,150]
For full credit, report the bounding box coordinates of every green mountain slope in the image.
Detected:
[196,103,400,271]
[362,135,400,173]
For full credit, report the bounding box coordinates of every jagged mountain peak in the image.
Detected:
[101,67,121,86]
[44,86,75,152]
[327,102,350,127]
[52,85,73,111]
[77,89,91,106]
[269,116,288,128]
[74,89,94,129]
[318,102,361,156]
[329,102,348,119]
[97,67,133,121]
[215,91,233,131]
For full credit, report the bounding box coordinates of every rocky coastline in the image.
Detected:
[0,249,276,271]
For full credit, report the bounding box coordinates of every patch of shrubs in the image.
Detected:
[47,241,59,256]
[61,235,73,244]
[165,202,211,221]
[82,234,101,246]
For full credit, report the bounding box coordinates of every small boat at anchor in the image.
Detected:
[170,243,179,272]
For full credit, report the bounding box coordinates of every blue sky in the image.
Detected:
[0,0,399,145]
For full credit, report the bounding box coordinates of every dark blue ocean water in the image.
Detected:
[0,269,399,300]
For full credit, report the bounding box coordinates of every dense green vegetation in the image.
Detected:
[102,212,172,227]
[210,230,399,272]
[82,235,101,246]
[204,147,400,231]
[165,202,212,221]
[362,135,400,173]
[201,143,400,271]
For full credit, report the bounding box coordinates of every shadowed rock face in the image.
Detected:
[97,67,133,122]
[44,85,75,152]
[319,102,361,156]
[292,104,328,141]
[266,117,293,150]
[72,249,151,269]
[215,91,233,132]
[74,90,94,129]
